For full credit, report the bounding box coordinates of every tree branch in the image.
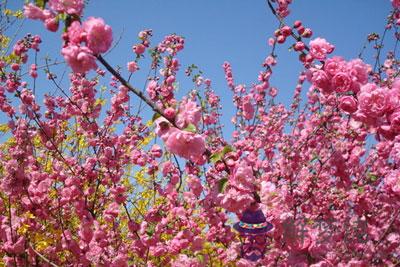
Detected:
[96,54,178,128]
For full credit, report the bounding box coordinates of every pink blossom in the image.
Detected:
[175,98,202,128]
[44,17,59,32]
[164,107,176,119]
[339,95,358,114]
[309,37,334,60]
[111,254,128,267]
[269,87,278,97]
[331,72,352,93]
[308,69,331,94]
[236,258,256,267]
[268,37,275,46]
[390,141,400,165]
[187,175,203,197]
[392,0,400,8]
[232,160,255,190]
[61,45,97,73]
[23,3,46,20]
[358,83,388,118]
[133,44,146,55]
[150,144,163,158]
[242,94,255,120]
[172,254,202,267]
[155,118,205,163]
[165,129,205,163]
[127,61,139,73]
[387,80,400,111]
[324,56,346,77]
[389,108,400,132]
[48,0,84,15]
[82,17,113,55]
[347,58,370,85]
[260,181,278,204]
[146,80,158,100]
[66,21,84,44]
[220,187,254,213]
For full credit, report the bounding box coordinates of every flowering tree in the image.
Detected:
[0,0,399,266]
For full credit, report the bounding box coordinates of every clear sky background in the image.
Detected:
[4,0,396,138]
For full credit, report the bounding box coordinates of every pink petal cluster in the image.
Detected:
[175,98,202,128]
[82,17,113,54]
[23,4,59,32]
[338,95,358,114]
[62,17,112,73]
[242,94,255,120]
[220,160,256,213]
[157,34,185,56]
[307,57,370,97]
[223,61,235,89]
[127,61,139,73]
[155,118,205,164]
[392,0,400,8]
[385,170,400,195]
[187,175,203,197]
[61,45,97,73]
[23,3,46,20]
[358,83,388,118]
[48,0,84,15]
[309,37,335,60]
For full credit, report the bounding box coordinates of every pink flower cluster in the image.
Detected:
[23,3,59,32]
[62,17,113,73]
[155,118,206,164]
[175,98,202,129]
[309,37,335,60]
[220,160,256,213]
[23,0,84,31]
[275,0,293,18]
[157,34,185,56]
[308,55,400,139]
[241,94,255,120]
[355,80,400,138]
[223,61,235,89]
[48,0,84,15]
[24,2,112,73]
[155,98,204,164]
[24,0,84,17]
[308,56,370,97]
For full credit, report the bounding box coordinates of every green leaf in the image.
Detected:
[210,151,223,164]
[201,100,207,109]
[222,145,234,155]
[145,224,156,236]
[210,145,234,164]
[57,13,68,22]
[218,178,228,193]
[367,173,378,182]
[151,113,161,123]
[183,123,197,133]
[35,0,47,9]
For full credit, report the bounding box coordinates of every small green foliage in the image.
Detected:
[210,145,234,163]
[183,123,197,133]
[218,178,228,193]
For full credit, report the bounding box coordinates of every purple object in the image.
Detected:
[233,208,273,235]
[234,208,273,261]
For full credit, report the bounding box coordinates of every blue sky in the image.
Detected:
[4,0,395,138]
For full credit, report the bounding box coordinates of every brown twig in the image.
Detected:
[29,242,60,267]
[96,54,178,128]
